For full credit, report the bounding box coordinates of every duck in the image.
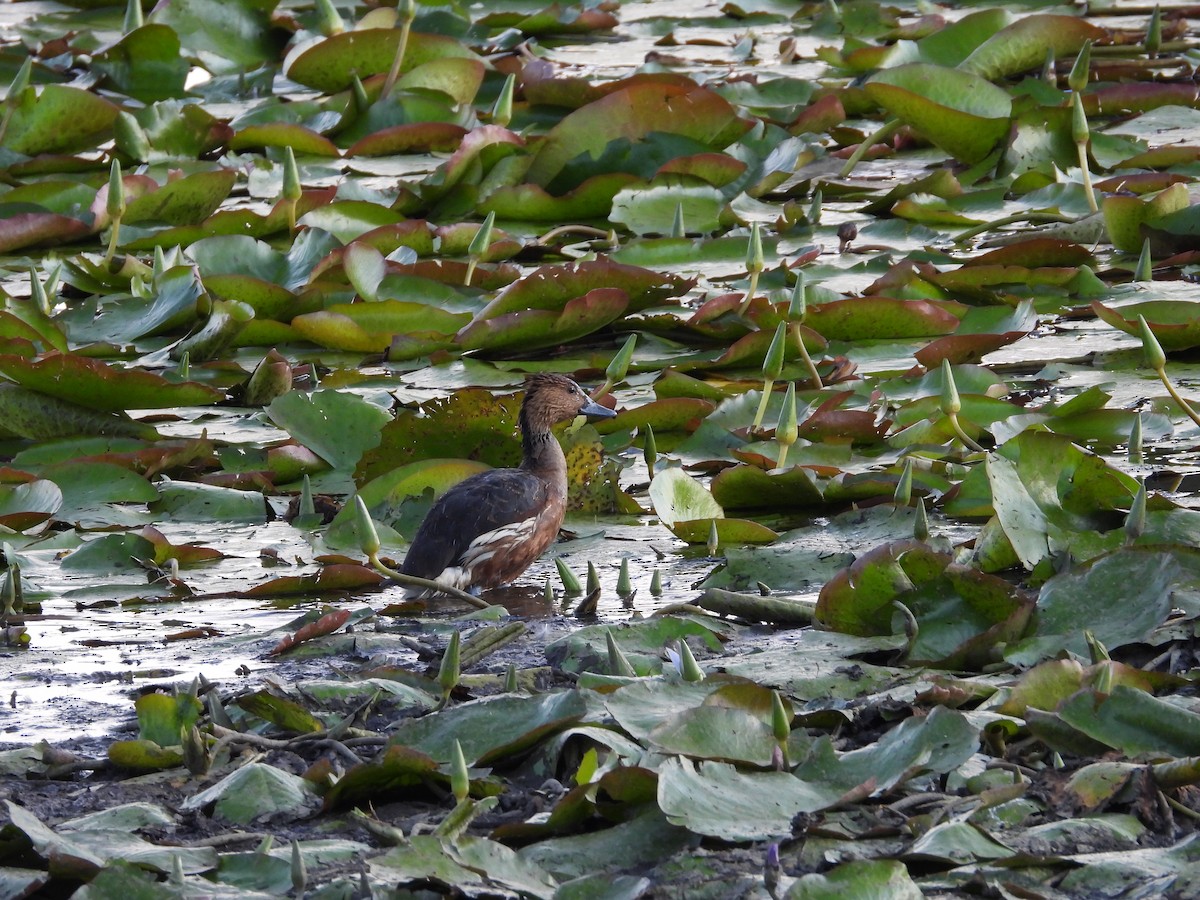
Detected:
[401,373,616,596]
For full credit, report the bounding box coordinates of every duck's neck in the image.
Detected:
[521,427,565,478]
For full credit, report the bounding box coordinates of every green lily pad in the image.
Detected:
[3,85,120,156]
[0,353,223,411]
[180,762,318,824]
[283,29,482,93]
[959,14,1105,81]
[267,389,391,471]
[865,64,1012,165]
[649,467,723,528]
[292,301,469,352]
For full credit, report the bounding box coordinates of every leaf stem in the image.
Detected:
[948,413,986,453]
[838,118,901,178]
[1155,365,1200,429]
[951,212,1076,244]
[367,553,491,609]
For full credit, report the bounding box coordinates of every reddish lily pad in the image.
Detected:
[594,397,716,435]
[0,353,224,411]
[472,258,688,319]
[0,479,63,531]
[283,30,482,93]
[269,607,353,655]
[247,565,386,599]
[346,123,468,158]
[1092,300,1200,352]
[526,82,752,188]
[456,287,629,354]
[804,297,965,341]
[0,212,92,254]
[229,124,340,157]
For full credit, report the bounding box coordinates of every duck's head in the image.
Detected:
[521,372,616,431]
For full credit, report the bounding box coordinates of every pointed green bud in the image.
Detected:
[282,146,301,203]
[775,381,798,469]
[106,158,126,220]
[542,575,554,604]
[914,496,930,542]
[1041,46,1057,85]
[605,628,637,677]
[746,222,764,275]
[649,567,662,596]
[808,188,822,225]
[171,854,185,886]
[1071,91,1089,146]
[763,321,787,380]
[1126,479,1147,544]
[124,0,144,33]
[504,663,518,693]
[180,724,211,777]
[1138,315,1167,372]
[291,840,306,895]
[353,495,381,559]
[153,245,167,279]
[438,630,461,693]
[351,74,370,111]
[678,639,705,682]
[28,269,48,315]
[788,272,807,321]
[671,202,685,238]
[6,57,31,100]
[586,560,600,595]
[450,739,469,802]
[771,690,790,743]
[555,557,582,595]
[1129,412,1144,463]
[491,73,515,127]
[397,0,416,22]
[313,0,345,35]
[1093,659,1114,697]
[606,333,637,386]
[113,110,151,163]
[1084,629,1111,664]
[176,351,189,380]
[707,518,720,557]
[616,557,632,597]
[206,690,234,730]
[1068,40,1092,93]
[939,359,962,416]
[642,423,657,476]
[1134,238,1153,282]
[894,457,913,507]
[300,474,315,517]
[1146,5,1162,56]
[467,210,495,259]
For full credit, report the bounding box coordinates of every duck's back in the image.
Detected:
[400,466,563,591]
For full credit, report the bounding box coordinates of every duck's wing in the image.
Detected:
[400,470,550,581]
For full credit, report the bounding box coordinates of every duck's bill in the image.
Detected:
[580,399,617,419]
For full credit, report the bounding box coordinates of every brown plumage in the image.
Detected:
[400,373,616,595]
